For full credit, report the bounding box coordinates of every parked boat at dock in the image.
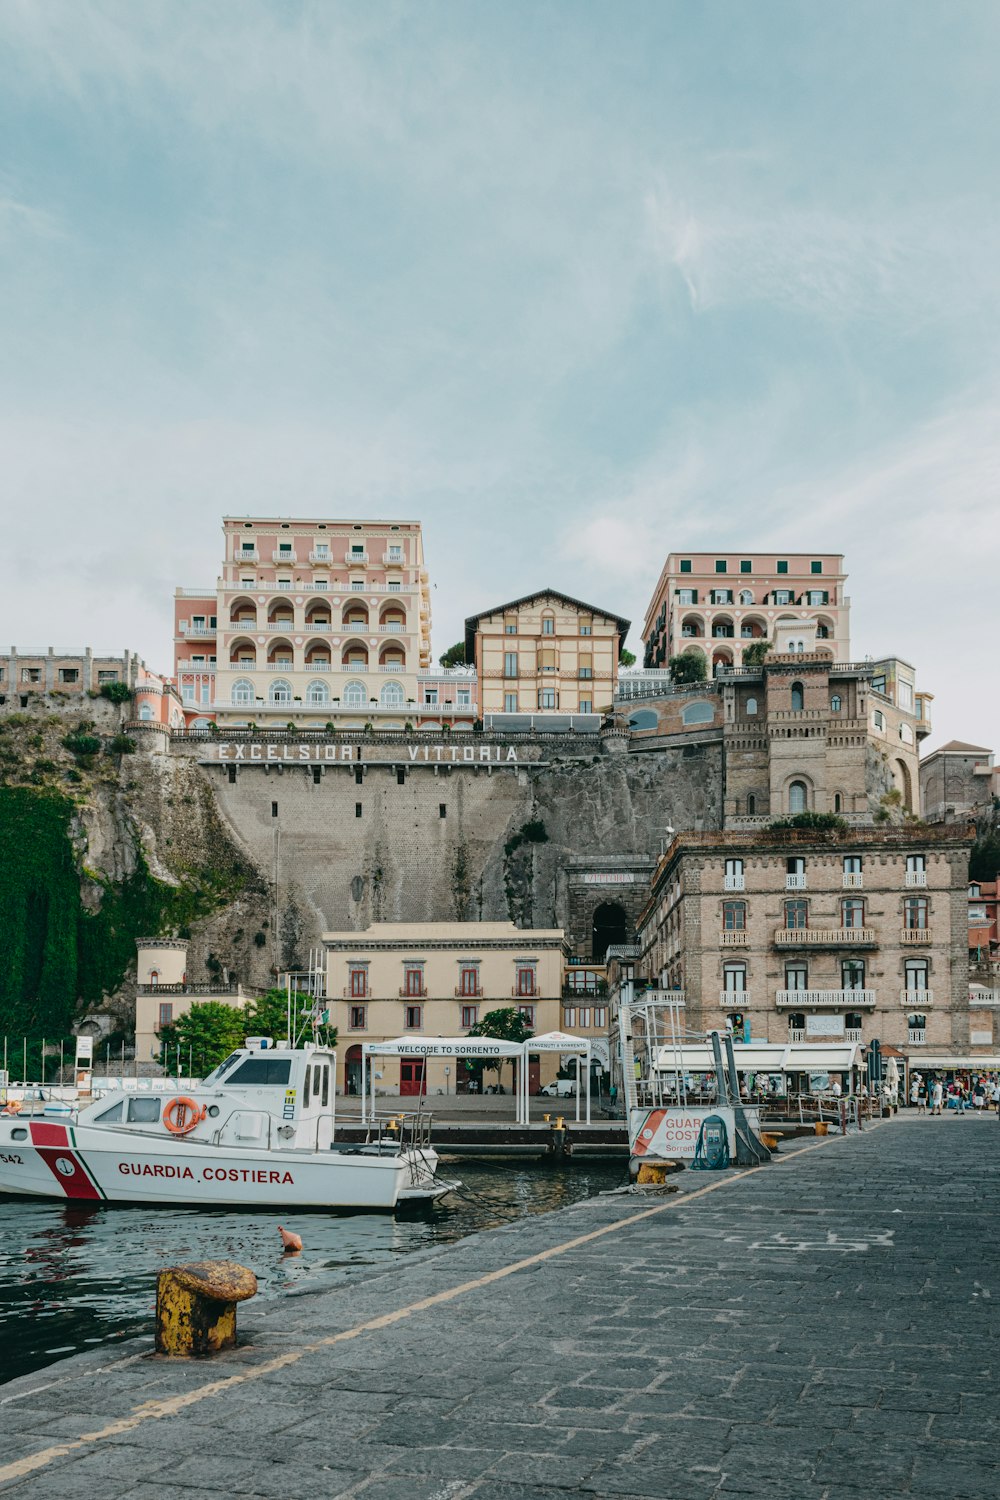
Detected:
[0,1040,451,1210]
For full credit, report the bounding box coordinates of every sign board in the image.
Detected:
[579,873,640,885]
[628,1104,761,1163]
[970,1030,993,1046]
[205,742,534,767]
[74,1036,94,1067]
[806,1013,845,1037]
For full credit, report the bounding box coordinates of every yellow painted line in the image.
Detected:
[0,1134,836,1488]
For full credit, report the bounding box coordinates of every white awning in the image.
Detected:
[361,1036,523,1057]
[529,1030,592,1053]
[653,1042,864,1074]
[918,1055,1000,1069]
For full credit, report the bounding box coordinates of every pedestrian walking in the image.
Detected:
[931,1079,943,1116]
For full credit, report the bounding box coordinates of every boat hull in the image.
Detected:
[0,1120,417,1210]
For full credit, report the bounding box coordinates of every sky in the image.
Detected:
[1,0,999,751]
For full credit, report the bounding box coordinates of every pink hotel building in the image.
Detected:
[642,552,850,673]
[174,518,477,730]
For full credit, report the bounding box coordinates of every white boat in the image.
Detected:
[0,1040,450,1210]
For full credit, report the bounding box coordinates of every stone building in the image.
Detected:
[635,824,977,1080]
[321,921,566,1095]
[133,939,250,1066]
[0,647,143,706]
[920,741,997,825]
[465,589,629,725]
[641,550,849,673]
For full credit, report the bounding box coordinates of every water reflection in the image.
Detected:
[0,1159,623,1385]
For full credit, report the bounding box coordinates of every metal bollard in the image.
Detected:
[155,1260,258,1357]
[637,1162,668,1184]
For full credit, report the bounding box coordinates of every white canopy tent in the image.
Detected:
[529,1031,593,1124]
[360,1037,527,1124]
[652,1041,865,1077]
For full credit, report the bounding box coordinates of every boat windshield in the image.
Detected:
[203,1052,243,1085]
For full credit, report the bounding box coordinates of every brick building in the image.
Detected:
[635,825,976,1075]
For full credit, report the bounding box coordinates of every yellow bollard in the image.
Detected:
[542,1113,551,1123]
[636,1162,668,1185]
[555,1116,565,1131]
[155,1260,258,1357]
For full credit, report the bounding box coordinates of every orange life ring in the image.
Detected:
[163,1096,206,1135]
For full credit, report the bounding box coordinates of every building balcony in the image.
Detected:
[345,551,369,566]
[845,1028,863,1042]
[719,991,750,1006]
[309,550,332,565]
[379,623,405,632]
[343,988,368,1000]
[905,871,928,887]
[378,664,405,673]
[340,662,370,672]
[275,581,293,591]
[901,989,933,1007]
[181,624,217,637]
[512,987,537,999]
[399,987,428,999]
[775,989,876,1009]
[843,873,864,889]
[236,549,259,563]
[774,928,876,947]
[266,620,296,630]
[720,931,749,946]
[272,550,297,565]
[265,662,294,671]
[455,987,483,999]
[724,874,745,891]
[228,619,257,631]
[785,874,807,890]
[901,928,932,945]
[383,552,405,567]
[138,982,240,996]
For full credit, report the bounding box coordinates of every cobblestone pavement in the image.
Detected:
[0,1116,996,1499]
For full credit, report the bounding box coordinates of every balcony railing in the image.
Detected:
[785,874,807,890]
[181,624,217,637]
[905,871,927,887]
[719,991,749,1006]
[379,623,405,632]
[901,989,933,1006]
[346,551,369,566]
[399,987,428,999]
[512,987,537,999]
[901,928,932,945]
[309,550,332,564]
[843,873,864,889]
[266,662,294,671]
[720,930,749,946]
[455,987,483,999]
[228,619,257,630]
[724,874,745,891]
[845,1028,863,1042]
[343,988,368,999]
[775,989,876,1009]
[774,928,876,946]
[137,982,240,996]
[907,1030,926,1045]
[340,662,370,671]
[236,549,259,562]
[272,550,297,564]
[266,620,295,630]
[383,552,405,566]
[379,663,405,673]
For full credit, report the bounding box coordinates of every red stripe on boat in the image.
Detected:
[35,1148,102,1200]
[30,1122,70,1147]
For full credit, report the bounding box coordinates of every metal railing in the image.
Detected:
[774,927,876,946]
[775,988,876,1008]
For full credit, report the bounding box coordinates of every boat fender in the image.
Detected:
[164,1096,207,1136]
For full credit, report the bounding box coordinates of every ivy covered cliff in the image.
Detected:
[0,703,269,1044]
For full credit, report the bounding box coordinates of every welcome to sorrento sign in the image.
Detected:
[203,741,535,766]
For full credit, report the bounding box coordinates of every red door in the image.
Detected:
[400,1058,428,1097]
[528,1054,541,1095]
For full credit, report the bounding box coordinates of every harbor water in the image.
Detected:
[0,1158,624,1385]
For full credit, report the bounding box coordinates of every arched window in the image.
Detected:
[380,681,404,707]
[789,780,808,814]
[790,682,804,711]
[232,678,255,705]
[739,589,753,605]
[681,701,715,726]
[746,697,758,715]
[306,680,329,705]
[834,793,842,813]
[149,969,159,986]
[628,709,657,731]
[269,678,292,705]
[746,793,756,815]
[343,679,367,708]
[830,694,841,712]
[139,703,154,721]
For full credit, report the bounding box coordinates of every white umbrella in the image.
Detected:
[885,1056,899,1099]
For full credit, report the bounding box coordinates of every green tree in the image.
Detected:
[157,1001,246,1074]
[246,987,338,1049]
[742,640,771,667]
[669,650,708,685]
[464,1006,534,1093]
[438,640,466,669]
[100,682,133,705]
[618,648,636,667]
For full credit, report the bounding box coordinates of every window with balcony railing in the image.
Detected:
[458,967,481,997]
[784,899,808,930]
[724,859,744,891]
[842,898,865,929]
[723,901,746,931]
[402,967,425,998]
[349,968,367,998]
[515,967,537,997]
[904,897,929,931]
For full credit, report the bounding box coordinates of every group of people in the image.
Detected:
[909,1072,1000,1115]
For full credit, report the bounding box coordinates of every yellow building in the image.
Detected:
[465,589,629,723]
[321,922,567,1095]
[134,940,248,1067]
